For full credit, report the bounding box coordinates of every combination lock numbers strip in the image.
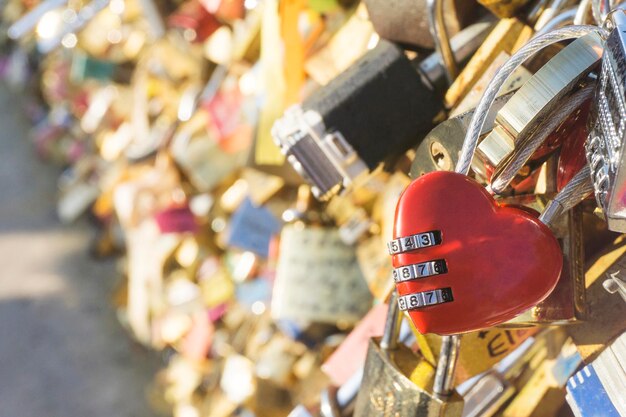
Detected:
[397,288,454,311]
[387,231,442,255]
[393,259,448,283]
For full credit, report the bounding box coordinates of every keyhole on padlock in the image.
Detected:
[430,141,452,171]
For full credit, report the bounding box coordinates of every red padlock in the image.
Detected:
[389,171,563,335]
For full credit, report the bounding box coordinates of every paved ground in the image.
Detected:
[0,83,161,417]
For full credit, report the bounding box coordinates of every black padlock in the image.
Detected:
[272,22,492,201]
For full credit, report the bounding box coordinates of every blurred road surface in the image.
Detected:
[0,83,161,417]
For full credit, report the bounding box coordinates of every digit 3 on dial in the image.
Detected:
[390,171,562,335]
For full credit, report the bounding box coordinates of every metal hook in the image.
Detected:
[433,334,461,398]
[427,0,459,85]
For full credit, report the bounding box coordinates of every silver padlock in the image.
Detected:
[586,9,626,232]
[566,330,626,416]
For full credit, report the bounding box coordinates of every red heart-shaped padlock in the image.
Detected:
[392,171,562,335]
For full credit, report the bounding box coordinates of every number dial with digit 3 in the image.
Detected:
[387,231,442,255]
[392,171,562,335]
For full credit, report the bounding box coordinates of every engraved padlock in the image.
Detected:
[271,186,373,326]
[586,9,626,233]
[416,326,537,385]
[353,293,464,417]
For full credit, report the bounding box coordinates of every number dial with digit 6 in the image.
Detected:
[391,171,563,335]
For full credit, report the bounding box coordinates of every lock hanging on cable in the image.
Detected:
[388,22,606,336]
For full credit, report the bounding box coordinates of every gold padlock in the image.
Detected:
[567,236,626,361]
[444,0,555,109]
[416,326,537,385]
[353,293,463,417]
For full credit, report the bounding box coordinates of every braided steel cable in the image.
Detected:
[456,25,607,176]
[490,84,595,194]
[539,165,594,226]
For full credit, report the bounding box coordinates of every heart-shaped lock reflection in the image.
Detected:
[390,171,562,335]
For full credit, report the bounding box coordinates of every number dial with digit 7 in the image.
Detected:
[391,171,563,335]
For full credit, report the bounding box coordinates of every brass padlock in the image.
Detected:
[271,186,373,326]
[353,293,464,417]
[416,327,537,385]
[444,0,556,109]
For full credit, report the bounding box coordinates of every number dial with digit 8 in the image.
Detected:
[391,171,563,335]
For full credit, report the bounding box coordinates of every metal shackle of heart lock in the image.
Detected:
[388,25,603,336]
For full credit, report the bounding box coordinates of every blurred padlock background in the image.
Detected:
[1,1,626,417]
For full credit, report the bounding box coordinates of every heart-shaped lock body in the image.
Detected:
[392,171,562,335]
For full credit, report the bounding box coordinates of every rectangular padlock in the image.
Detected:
[417,327,538,386]
[271,187,372,325]
[271,224,373,325]
[225,197,282,258]
[272,21,493,201]
[272,39,441,201]
[501,336,582,417]
[170,109,249,192]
